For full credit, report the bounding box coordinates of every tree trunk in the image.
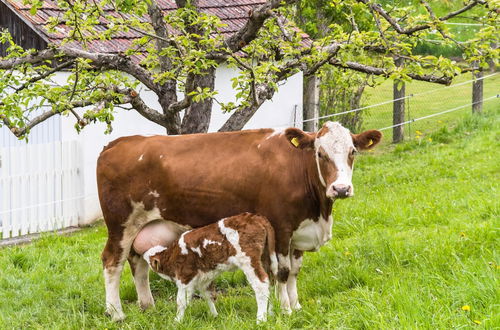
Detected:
[392,57,405,143]
[180,68,216,134]
[303,75,320,132]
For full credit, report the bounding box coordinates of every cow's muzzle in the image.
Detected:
[326,184,353,199]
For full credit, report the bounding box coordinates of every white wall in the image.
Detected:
[57,66,303,225]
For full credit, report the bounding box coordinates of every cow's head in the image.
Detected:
[285,122,382,199]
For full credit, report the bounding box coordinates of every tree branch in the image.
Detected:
[328,58,453,85]
[223,0,298,54]
[14,60,74,93]
[358,0,484,35]
[0,48,58,69]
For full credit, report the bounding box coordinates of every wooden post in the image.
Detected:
[393,57,405,143]
[303,75,320,132]
[472,67,483,114]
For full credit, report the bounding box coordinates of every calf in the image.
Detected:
[141,213,278,323]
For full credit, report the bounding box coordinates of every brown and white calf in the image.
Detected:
[97,121,382,321]
[141,213,277,323]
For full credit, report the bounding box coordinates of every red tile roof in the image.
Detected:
[4,0,268,54]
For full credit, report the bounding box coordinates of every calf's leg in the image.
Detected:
[240,265,270,323]
[201,288,218,317]
[175,284,194,322]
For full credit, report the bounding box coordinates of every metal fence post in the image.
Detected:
[393,57,405,143]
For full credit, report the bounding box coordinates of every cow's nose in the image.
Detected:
[333,184,351,198]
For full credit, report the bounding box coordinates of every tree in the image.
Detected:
[0,0,497,138]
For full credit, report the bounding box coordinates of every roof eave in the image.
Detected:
[1,0,52,45]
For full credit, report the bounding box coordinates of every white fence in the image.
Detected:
[0,141,82,239]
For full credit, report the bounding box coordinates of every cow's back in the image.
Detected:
[97,129,318,234]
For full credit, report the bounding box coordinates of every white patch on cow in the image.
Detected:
[315,122,354,194]
[219,219,270,322]
[202,239,222,248]
[143,245,167,264]
[265,127,285,140]
[121,201,163,253]
[148,190,160,198]
[191,246,202,257]
[159,155,164,159]
[178,231,190,255]
[291,215,333,251]
[138,154,144,161]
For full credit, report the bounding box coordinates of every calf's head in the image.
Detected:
[285,122,382,199]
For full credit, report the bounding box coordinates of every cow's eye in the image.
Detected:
[318,151,328,160]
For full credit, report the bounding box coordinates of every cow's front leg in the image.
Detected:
[287,250,303,310]
[277,249,292,314]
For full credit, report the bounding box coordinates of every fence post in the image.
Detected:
[472,65,483,114]
[303,75,320,132]
[393,57,405,143]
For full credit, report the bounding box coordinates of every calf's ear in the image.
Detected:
[150,255,161,272]
[352,130,382,150]
[285,128,315,149]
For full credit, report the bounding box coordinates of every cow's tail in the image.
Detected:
[261,217,278,278]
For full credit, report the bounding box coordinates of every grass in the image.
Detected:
[0,110,499,329]
[361,72,500,144]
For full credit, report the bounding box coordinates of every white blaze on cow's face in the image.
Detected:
[314,122,356,199]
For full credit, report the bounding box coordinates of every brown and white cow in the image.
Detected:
[96,121,381,321]
[141,213,277,323]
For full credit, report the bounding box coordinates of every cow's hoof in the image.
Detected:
[138,300,155,311]
[292,302,302,311]
[105,309,126,322]
[282,307,292,315]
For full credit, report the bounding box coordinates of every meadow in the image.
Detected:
[0,109,499,329]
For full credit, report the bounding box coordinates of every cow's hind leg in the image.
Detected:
[128,251,155,310]
[102,237,127,321]
[287,250,303,310]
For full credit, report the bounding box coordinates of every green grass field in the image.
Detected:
[0,110,499,329]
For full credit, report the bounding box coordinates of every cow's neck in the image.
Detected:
[304,149,333,221]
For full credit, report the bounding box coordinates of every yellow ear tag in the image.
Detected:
[367,139,373,147]
[291,137,300,148]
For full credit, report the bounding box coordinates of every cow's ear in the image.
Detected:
[285,128,315,149]
[150,255,161,272]
[352,130,382,150]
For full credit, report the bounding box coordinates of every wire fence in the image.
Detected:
[305,72,499,144]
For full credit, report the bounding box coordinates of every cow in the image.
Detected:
[96,121,382,321]
[141,213,278,323]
